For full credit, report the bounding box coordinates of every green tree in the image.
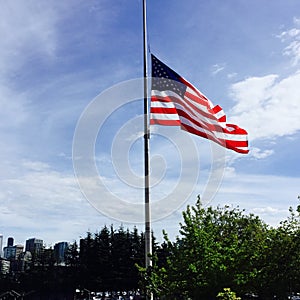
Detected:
[255,206,300,299]
[141,198,269,299]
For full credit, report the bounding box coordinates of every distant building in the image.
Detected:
[15,244,24,258]
[7,237,14,247]
[25,238,43,260]
[54,241,69,264]
[3,244,24,260]
[3,246,14,260]
[12,251,32,273]
[3,247,15,259]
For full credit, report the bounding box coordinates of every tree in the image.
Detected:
[141,198,269,299]
[65,241,79,268]
[254,206,300,299]
[95,225,112,289]
[76,225,149,292]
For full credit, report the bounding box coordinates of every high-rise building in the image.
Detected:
[3,246,15,260]
[25,238,43,258]
[7,237,14,247]
[15,244,24,259]
[54,241,69,264]
[0,234,3,257]
[3,244,24,260]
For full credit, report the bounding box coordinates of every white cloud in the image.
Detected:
[229,72,300,141]
[21,160,51,172]
[278,28,300,41]
[252,206,283,214]
[213,172,300,227]
[0,159,108,244]
[284,40,300,66]
[250,147,274,159]
[294,17,300,27]
[0,163,82,214]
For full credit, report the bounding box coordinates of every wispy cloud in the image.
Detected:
[250,148,274,159]
[211,63,226,76]
[277,17,300,66]
[0,2,59,77]
[227,73,238,80]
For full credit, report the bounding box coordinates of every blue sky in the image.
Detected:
[1,0,300,248]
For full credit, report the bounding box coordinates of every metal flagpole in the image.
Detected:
[143,0,152,284]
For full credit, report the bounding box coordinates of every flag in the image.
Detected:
[150,54,249,154]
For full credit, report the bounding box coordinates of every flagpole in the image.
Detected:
[143,0,152,276]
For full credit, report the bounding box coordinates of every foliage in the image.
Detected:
[253,206,300,299]
[217,288,241,300]
[141,197,300,300]
[77,225,148,291]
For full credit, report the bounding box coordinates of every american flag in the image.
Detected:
[150,54,249,154]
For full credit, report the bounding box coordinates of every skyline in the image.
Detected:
[0,235,65,252]
[1,0,300,246]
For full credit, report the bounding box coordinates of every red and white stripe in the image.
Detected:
[150,78,249,154]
